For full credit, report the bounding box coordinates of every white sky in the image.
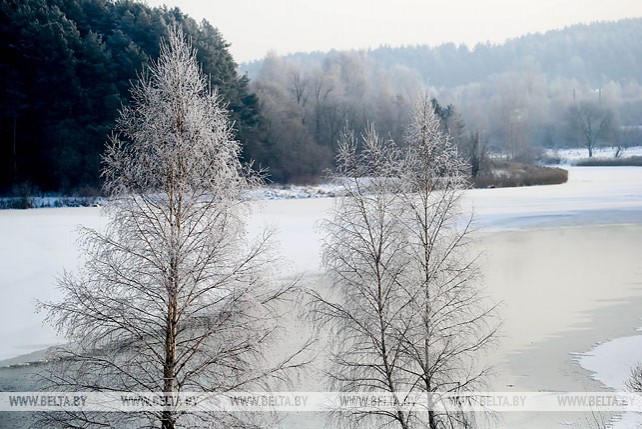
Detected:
[143,0,642,63]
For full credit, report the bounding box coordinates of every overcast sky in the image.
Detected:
[144,0,642,63]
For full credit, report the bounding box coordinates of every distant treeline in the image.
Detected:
[244,19,642,89]
[244,18,642,180]
[2,1,642,192]
[0,0,260,193]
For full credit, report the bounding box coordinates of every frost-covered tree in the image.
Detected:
[39,27,305,429]
[310,124,413,429]
[398,95,499,429]
[314,95,499,429]
[627,364,642,393]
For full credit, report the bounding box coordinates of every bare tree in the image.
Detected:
[284,64,311,132]
[310,124,414,429]
[313,95,500,429]
[627,363,642,393]
[310,66,337,145]
[568,99,616,158]
[39,27,306,429]
[397,94,499,429]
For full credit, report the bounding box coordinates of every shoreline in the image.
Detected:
[495,295,642,429]
[481,224,642,428]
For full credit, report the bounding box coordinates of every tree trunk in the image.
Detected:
[12,116,17,182]
[429,410,438,429]
[162,292,178,429]
[163,190,179,429]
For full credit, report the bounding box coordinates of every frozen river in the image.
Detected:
[1,166,642,428]
[1,167,641,361]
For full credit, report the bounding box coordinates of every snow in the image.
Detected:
[579,336,642,428]
[0,196,103,209]
[467,166,642,229]
[1,167,642,363]
[546,145,642,164]
[580,337,642,391]
[249,167,642,274]
[246,183,341,200]
[0,209,106,361]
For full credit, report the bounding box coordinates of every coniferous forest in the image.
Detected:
[0,0,259,193]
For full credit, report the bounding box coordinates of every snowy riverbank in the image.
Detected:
[546,145,642,165]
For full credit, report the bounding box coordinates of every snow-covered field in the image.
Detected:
[1,166,642,428]
[546,145,642,164]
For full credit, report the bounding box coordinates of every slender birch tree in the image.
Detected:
[39,27,305,429]
[315,96,499,429]
[398,95,499,429]
[310,124,413,429]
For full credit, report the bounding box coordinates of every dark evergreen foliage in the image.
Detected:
[0,0,259,193]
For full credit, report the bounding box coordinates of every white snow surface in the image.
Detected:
[579,336,642,429]
[580,337,642,392]
[465,166,642,228]
[1,167,642,362]
[546,145,642,164]
[0,209,106,361]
